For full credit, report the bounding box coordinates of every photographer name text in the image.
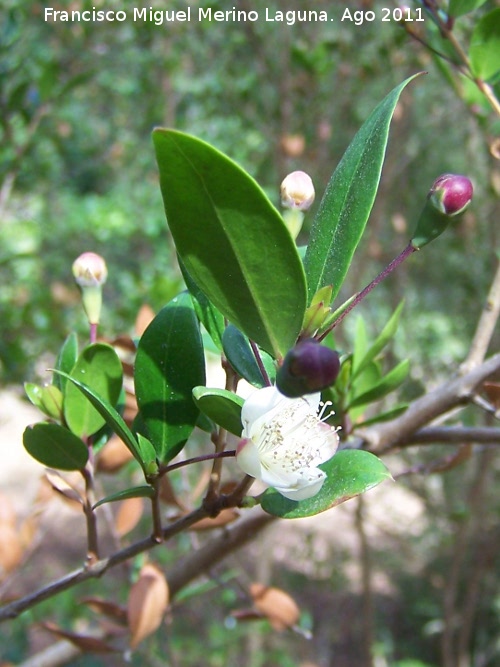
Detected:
[44,6,425,27]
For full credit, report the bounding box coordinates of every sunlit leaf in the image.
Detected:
[347,359,410,409]
[304,75,421,303]
[64,343,123,438]
[153,129,307,358]
[261,450,391,518]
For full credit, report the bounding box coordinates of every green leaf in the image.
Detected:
[449,0,488,16]
[53,332,78,393]
[23,422,89,471]
[64,343,123,438]
[304,74,421,303]
[180,258,225,351]
[192,387,244,436]
[470,9,500,81]
[134,292,206,462]
[222,325,275,388]
[25,382,61,418]
[53,370,146,472]
[93,485,155,510]
[352,302,404,378]
[355,403,408,427]
[261,450,391,518]
[153,129,307,358]
[136,434,159,472]
[347,359,410,409]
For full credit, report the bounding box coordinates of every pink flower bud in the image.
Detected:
[429,174,473,217]
[277,339,340,398]
[280,171,315,211]
[72,252,108,288]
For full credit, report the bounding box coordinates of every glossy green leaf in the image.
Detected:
[54,370,145,471]
[352,302,404,378]
[222,325,275,388]
[261,450,391,518]
[192,387,244,436]
[23,422,89,471]
[53,332,78,392]
[93,485,154,510]
[304,75,421,303]
[136,434,159,473]
[449,0,488,16]
[153,129,307,358]
[180,258,225,351]
[64,343,123,438]
[347,359,410,409]
[25,384,64,421]
[134,292,206,462]
[470,9,500,81]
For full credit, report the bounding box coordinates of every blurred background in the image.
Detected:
[1,0,499,665]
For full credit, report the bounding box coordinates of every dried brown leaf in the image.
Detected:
[0,524,24,575]
[41,621,118,653]
[0,493,17,527]
[128,563,169,649]
[81,597,128,624]
[135,304,155,336]
[483,382,500,408]
[45,470,84,507]
[190,509,239,531]
[249,583,300,631]
[158,475,186,510]
[96,435,135,473]
[115,497,144,537]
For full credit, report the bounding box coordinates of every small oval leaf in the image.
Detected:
[261,449,391,518]
[64,343,123,438]
[23,422,89,471]
[192,387,244,436]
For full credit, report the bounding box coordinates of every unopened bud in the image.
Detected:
[429,174,473,216]
[72,252,108,287]
[276,339,340,398]
[280,171,315,211]
[72,252,107,325]
[411,174,473,249]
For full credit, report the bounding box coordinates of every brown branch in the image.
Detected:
[357,353,500,454]
[0,506,208,622]
[393,425,500,447]
[461,257,500,372]
[167,507,275,599]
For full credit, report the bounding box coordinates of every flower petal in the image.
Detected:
[235,438,262,480]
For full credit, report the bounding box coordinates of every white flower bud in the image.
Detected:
[280,171,315,211]
[72,252,108,287]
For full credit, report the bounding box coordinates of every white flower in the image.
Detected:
[236,386,339,501]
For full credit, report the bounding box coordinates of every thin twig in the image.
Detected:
[357,352,500,453]
[0,506,208,622]
[461,257,500,372]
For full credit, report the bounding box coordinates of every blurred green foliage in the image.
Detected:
[1,0,500,664]
[1,0,499,382]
